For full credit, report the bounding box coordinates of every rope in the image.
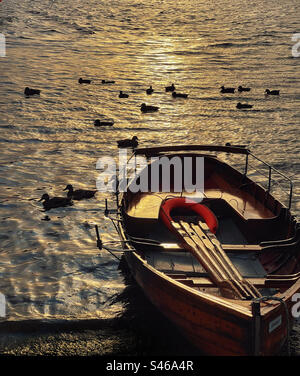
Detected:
[252,295,291,356]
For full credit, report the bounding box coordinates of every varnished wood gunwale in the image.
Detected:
[134,144,250,156]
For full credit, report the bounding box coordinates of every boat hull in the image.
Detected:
[112,144,299,356]
[124,250,298,356]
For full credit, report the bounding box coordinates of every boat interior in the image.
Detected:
[120,151,300,300]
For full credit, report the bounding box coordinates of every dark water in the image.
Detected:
[0,0,299,355]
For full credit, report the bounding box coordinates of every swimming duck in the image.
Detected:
[41,215,51,221]
[63,184,97,200]
[238,86,251,92]
[225,142,246,148]
[24,87,41,96]
[102,80,115,84]
[94,119,114,126]
[140,103,159,113]
[165,83,175,92]
[117,136,139,148]
[220,86,235,93]
[78,78,91,84]
[236,102,253,109]
[119,91,129,98]
[39,193,73,211]
[172,92,188,98]
[265,89,280,95]
[146,86,154,95]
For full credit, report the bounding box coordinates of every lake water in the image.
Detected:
[0,0,299,355]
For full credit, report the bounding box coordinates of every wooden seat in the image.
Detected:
[222,244,262,252]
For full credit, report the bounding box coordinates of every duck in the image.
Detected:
[119,91,129,98]
[165,83,175,92]
[220,86,235,93]
[146,86,154,95]
[236,102,253,109]
[265,89,280,95]
[24,87,41,96]
[78,78,91,84]
[117,136,139,148]
[238,86,251,92]
[102,79,115,84]
[94,119,114,126]
[172,92,188,98]
[41,215,51,221]
[63,184,97,200]
[39,193,73,211]
[225,142,246,148]
[140,103,159,113]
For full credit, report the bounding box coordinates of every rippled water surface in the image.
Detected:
[0,0,299,355]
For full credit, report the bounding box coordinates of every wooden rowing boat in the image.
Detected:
[101,144,300,356]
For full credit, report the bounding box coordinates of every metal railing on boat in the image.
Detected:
[246,152,293,210]
[131,144,294,211]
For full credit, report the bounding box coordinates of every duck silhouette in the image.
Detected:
[78,78,91,84]
[94,119,114,127]
[140,103,159,113]
[39,193,73,211]
[220,86,235,93]
[41,215,51,221]
[265,89,280,95]
[24,87,41,96]
[172,92,188,98]
[238,86,251,92]
[63,184,97,200]
[102,80,115,84]
[236,102,253,109]
[117,136,139,148]
[146,86,154,95]
[165,83,175,92]
[225,142,247,148]
[119,91,129,98]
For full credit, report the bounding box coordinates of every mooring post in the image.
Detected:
[104,199,109,216]
[252,300,261,356]
[244,153,249,176]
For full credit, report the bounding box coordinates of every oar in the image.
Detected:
[174,219,261,299]
[195,222,261,299]
[189,222,252,298]
[173,221,245,299]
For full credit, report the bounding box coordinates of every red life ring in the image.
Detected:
[159,197,218,234]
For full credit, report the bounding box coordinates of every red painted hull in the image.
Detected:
[124,250,298,356]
